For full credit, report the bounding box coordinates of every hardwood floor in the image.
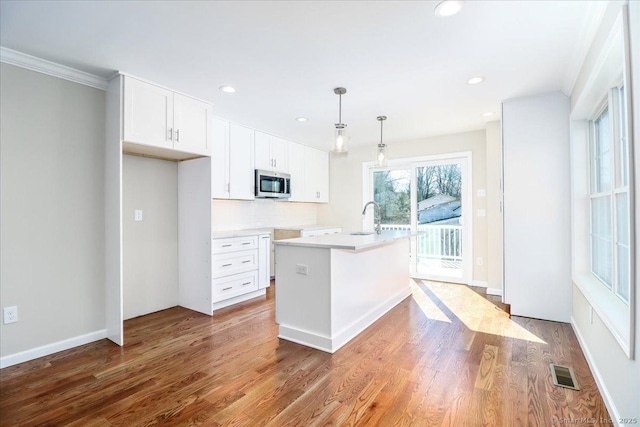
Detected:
[0,280,609,426]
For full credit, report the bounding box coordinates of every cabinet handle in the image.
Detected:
[275,159,277,168]
[168,128,173,141]
[242,282,251,286]
[176,129,180,142]
[222,287,232,291]
[222,263,232,267]
[242,260,251,264]
[242,242,251,245]
[222,244,232,247]
[227,183,230,193]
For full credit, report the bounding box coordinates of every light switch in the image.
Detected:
[135,210,143,221]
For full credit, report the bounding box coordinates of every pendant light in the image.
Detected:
[332,87,349,153]
[375,116,388,167]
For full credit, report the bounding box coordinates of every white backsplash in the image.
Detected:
[212,199,317,231]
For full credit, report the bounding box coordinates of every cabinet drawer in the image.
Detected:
[213,271,258,302]
[212,249,258,278]
[212,235,258,253]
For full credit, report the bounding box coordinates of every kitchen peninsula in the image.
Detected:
[274,230,412,353]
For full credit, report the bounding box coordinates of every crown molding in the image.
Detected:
[0,47,108,90]
[561,1,608,96]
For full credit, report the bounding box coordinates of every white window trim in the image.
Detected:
[570,7,635,359]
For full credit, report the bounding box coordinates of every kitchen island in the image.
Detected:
[274,230,412,353]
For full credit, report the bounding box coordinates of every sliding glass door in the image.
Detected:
[367,154,471,284]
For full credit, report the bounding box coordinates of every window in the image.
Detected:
[589,86,630,304]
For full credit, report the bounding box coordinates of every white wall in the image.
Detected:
[502,91,572,323]
[317,129,491,286]
[570,2,640,423]
[0,63,106,357]
[486,121,504,293]
[212,199,318,231]
[122,155,179,320]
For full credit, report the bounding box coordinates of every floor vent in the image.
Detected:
[550,364,579,390]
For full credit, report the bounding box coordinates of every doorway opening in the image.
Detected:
[363,152,472,284]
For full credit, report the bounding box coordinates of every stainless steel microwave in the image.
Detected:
[255,170,291,198]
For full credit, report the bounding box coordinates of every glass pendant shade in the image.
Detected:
[375,115,388,167]
[376,144,387,167]
[334,125,349,153]
[332,87,349,153]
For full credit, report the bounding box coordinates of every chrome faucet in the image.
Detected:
[362,201,382,234]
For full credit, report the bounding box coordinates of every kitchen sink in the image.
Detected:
[350,231,375,235]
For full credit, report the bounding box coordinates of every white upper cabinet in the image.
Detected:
[211,117,230,199]
[287,142,306,202]
[123,76,211,157]
[304,147,329,203]
[254,131,288,172]
[173,93,211,156]
[228,123,255,200]
[123,78,173,150]
[211,118,254,200]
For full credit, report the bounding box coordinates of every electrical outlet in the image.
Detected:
[134,210,143,221]
[476,257,483,266]
[477,189,486,197]
[296,264,309,275]
[477,209,486,217]
[3,306,18,324]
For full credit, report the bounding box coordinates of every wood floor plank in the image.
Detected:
[0,281,611,426]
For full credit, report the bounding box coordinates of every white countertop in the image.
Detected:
[273,224,341,231]
[273,230,414,251]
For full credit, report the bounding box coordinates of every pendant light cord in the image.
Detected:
[338,94,342,124]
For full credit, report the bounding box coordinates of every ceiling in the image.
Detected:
[0,1,596,150]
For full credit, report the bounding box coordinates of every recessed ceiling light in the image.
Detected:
[434,0,464,17]
[219,86,236,93]
[296,117,308,122]
[467,76,485,85]
[482,112,494,117]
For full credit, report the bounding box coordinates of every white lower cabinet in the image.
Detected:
[258,234,271,289]
[212,233,270,310]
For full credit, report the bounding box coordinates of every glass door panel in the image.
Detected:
[414,162,465,281]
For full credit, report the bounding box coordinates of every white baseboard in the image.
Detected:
[487,288,503,297]
[278,286,411,353]
[570,317,621,427]
[0,329,107,369]
[212,289,266,312]
[471,280,488,288]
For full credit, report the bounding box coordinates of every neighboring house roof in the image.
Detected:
[418,196,461,224]
[417,194,456,211]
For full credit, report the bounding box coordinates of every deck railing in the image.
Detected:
[381,224,462,262]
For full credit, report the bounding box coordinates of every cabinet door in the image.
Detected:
[287,142,306,202]
[173,93,212,156]
[229,124,255,200]
[270,137,288,172]
[254,131,272,171]
[211,117,230,199]
[303,146,319,202]
[303,147,330,203]
[316,149,329,202]
[258,234,271,289]
[123,77,173,149]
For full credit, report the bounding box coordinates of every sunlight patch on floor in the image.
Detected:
[415,280,546,344]
[410,279,452,323]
